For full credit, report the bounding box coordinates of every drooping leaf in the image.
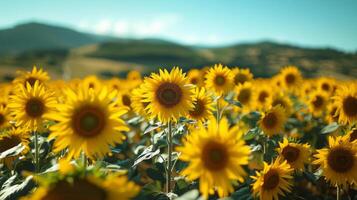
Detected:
[321,122,339,134]
[133,145,160,167]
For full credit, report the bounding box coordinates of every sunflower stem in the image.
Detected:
[81,152,87,169]
[216,97,220,122]
[336,185,340,200]
[166,121,173,194]
[34,131,40,173]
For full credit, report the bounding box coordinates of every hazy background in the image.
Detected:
[0,0,357,80]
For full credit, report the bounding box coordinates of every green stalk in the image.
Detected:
[336,185,340,200]
[34,131,40,173]
[166,121,173,194]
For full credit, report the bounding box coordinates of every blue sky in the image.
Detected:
[1,0,357,51]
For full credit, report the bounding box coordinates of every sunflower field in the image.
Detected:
[0,64,357,200]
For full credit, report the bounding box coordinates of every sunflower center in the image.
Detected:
[262,112,278,129]
[122,95,131,107]
[282,145,300,163]
[0,136,21,153]
[312,95,324,109]
[350,129,357,142]
[73,106,106,137]
[25,98,45,118]
[189,99,205,117]
[322,83,330,91]
[156,82,182,108]
[214,75,226,86]
[237,89,251,104]
[258,91,269,103]
[234,74,248,85]
[44,179,107,200]
[285,74,296,85]
[202,140,228,171]
[263,170,280,190]
[327,148,354,173]
[25,77,38,87]
[342,96,357,117]
[190,78,198,85]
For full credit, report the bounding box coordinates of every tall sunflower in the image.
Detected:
[0,106,11,129]
[333,85,357,124]
[276,138,310,171]
[235,82,254,112]
[187,69,204,86]
[232,68,253,86]
[317,77,335,95]
[308,91,328,117]
[13,66,49,87]
[279,66,302,91]
[176,117,250,198]
[253,84,271,110]
[313,135,357,187]
[267,92,293,116]
[131,86,149,117]
[259,106,287,137]
[251,158,293,200]
[47,86,129,159]
[0,127,30,168]
[8,81,57,131]
[142,67,194,123]
[205,64,234,96]
[187,87,214,122]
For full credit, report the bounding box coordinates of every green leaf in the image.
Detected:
[224,95,242,107]
[176,190,199,200]
[0,144,25,159]
[144,122,163,135]
[231,186,252,200]
[0,176,34,200]
[321,122,339,134]
[146,168,165,182]
[133,145,160,167]
[243,127,260,140]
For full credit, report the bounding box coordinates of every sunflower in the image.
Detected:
[333,84,357,124]
[235,82,254,112]
[187,69,204,86]
[313,136,357,187]
[279,66,302,91]
[22,174,140,200]
[83,75,102,91]
[251,158,293,200]
[308,91,328,117]
[259,106,287,137]
[127,70,142,81]
[205,64,234,96]
[0,106,11,129]
[13,66,50,88]
[232,67,253,85]
[267,92,293,116]
[276,138,310,171]
[187,87,214,122]
[317,77,335,95]
[347,128,357,142]
[117,91,133,110]
[131,86,149,117]
[0,127,30,168]
[326,102,340,123]
[8,81,57,131]
[47,86,129,159]
[253,84,271,110]
[106,78,123,92]
[142,67,194,123]
[176,117,250,198]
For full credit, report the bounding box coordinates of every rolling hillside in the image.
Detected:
[0,22,356,79]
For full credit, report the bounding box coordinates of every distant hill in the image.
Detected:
[0,22,356,79]
[0,22,113,54]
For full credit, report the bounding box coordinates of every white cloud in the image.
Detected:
[81,14,181,37]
